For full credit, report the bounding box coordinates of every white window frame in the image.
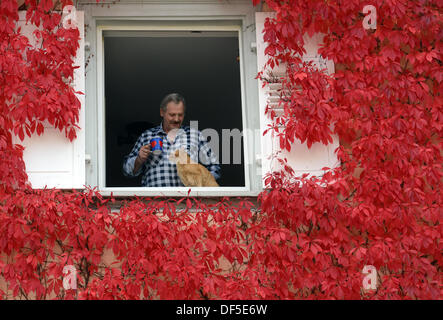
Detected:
[81,1,262,197]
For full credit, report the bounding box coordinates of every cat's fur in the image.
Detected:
[169,148,219,187]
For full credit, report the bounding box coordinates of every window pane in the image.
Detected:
[104,32,245,187]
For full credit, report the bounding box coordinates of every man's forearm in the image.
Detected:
[133,156,144,174]
[209,164,221,180]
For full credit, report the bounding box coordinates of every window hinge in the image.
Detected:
[255,153,262,166]
[85,154,91,164]
[250,42,257,53]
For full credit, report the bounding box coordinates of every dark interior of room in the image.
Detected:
[104,33,245,187]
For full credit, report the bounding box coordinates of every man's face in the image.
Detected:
[160,101,185,133]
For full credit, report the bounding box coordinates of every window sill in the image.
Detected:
[98,187,261,198]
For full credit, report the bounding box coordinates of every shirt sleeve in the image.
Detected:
[198,131,221,181]
[122,133,146,177]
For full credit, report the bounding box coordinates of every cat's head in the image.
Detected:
[169,148,192,164]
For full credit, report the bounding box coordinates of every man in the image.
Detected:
[122,93,220,187]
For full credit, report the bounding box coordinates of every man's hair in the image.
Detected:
[160,93,186,112]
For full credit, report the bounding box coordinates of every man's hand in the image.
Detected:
[134,144,150,174]
[138,144,151,162]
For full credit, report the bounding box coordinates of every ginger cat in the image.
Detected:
[169,148,219,187]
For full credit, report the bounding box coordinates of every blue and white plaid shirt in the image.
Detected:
[122,124,220,187]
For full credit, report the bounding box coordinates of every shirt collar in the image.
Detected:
[156,122,186,136]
